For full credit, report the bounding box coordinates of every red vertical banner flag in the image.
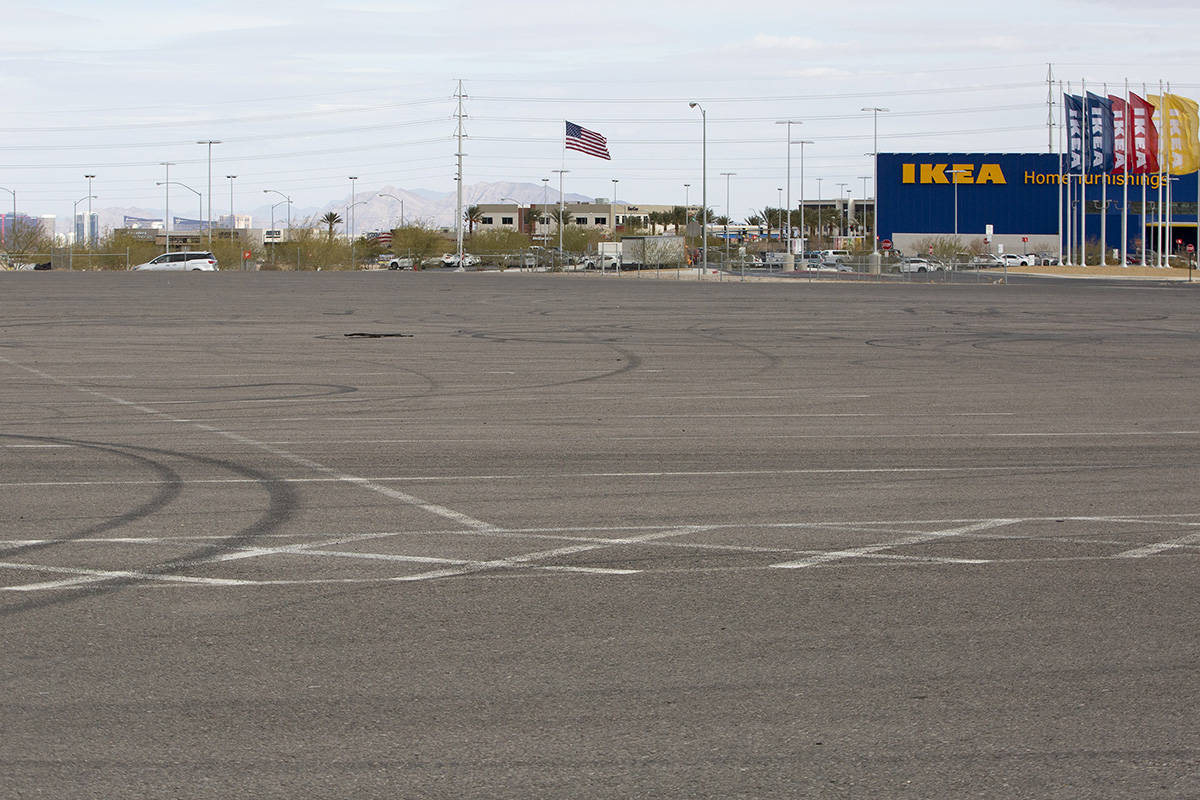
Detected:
[1127,92,1160,174]
[1108,94,1128,174]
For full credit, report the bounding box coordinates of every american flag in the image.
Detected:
[565,121,611,160]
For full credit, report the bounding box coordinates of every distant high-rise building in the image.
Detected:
[74,212,99,245]
[1,212,40,246]
[217,214,252,230]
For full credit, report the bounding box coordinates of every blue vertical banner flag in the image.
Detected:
[1085,92,1115,173]
[1064,93,1084,173]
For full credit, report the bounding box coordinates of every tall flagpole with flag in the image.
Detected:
[1101,83,1109,266]
[1122,79,1130,266]
[561,121,611,265]
[1158,80,1165,265]
[1081,78,1089,264]
[1058,81,1065,266]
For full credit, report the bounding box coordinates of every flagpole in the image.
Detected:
[1143,82,1149,268]
[1101,83,1108,266]
[1167,81,1174,267]
[1058,81,1065,266]
[1070,80,1080,263]
[1121,78,1129,268]
[1082,78,1090,265]
[1158,79,1165,266]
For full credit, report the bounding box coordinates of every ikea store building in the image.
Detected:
[877,153,1197,257]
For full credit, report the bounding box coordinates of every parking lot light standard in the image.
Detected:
[775,120,801,261]
[689,102,707,274]
[196,141,221,248]
[69,194,96,270]
[861,107,889,253]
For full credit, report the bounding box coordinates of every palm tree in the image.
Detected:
[464,204,482,236]
[321,211,343,240]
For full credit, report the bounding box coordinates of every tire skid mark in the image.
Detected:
[0,436,298,616]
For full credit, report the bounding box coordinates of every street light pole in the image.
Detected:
[721,171,736,263]
[837,183,849,241]
[348,177,358,244]
[84,174,95,246]
[226,175,237,232]
[160,162,174,253]
[859,175,871,247]
[775,120,801,260]
[689,102,707,274]
[157,181,201,245]
[197,140,221,249]
[948,169,968,246]
[378,193,405,229]
[861,107,889,253]
[347,200,367,269]
[69,194,96,270]
[611,178,618,236]
[777,187,783,247]
[796,140,813,256]
[552,169,569,266]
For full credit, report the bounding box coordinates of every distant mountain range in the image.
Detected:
[90,182,596,235]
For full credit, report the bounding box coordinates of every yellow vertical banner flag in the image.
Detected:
[1150,94,1200,175]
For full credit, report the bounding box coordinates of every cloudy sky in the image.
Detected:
[4,0,1200,225]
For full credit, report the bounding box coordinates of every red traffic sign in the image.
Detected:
[1022,236,1029,243]
[881,239,892,251]
[242,249,252,260]
[1189,244,1196,253]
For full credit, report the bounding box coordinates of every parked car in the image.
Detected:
[998,253,1033,267]
[441,252,479,268]
[969,254,1004,268]
[385,257,415,270]
[899,257,942,273]
[132,251,219,271]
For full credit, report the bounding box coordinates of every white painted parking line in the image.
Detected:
[0,356,499,533]
[390,525,713,582]
[0,560,257,591]
[0,463,1137,490]
[770,519,1023,569]
[1114,528,1200,558]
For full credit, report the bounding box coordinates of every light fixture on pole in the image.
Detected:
[226,175,237,231]
[263,189,291,234]
[775,120,801,259]
[157,181,201,243]
[69,194,96,270]
[795,140,813,255]
[611,178,618,234]
[552,169,569,264]
[859,175,872,246]
[837,183,849,240]
[348,177,358,244]
[777,187,783,245]
[378,193,405,229]
[720,172,736,263]
[347,199,367,269]
[689,102,708,273]
[196,140,221,248]
[861,107,889,253]
[947,169,969,246]
[84,174,96,246]
[160,162,174,253]
[816,177,824,246]
[541,178,549,243]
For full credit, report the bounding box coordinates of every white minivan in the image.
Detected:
[133,251,219,271]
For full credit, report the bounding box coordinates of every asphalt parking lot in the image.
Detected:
[2,271,1199,799]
